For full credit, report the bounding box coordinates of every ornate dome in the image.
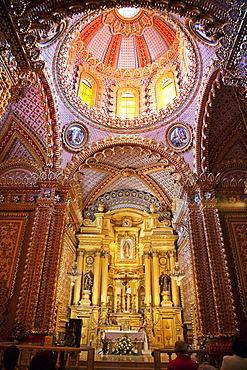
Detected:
[55,8,200,130]
[77,8,176,70]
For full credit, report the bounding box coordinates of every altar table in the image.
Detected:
[104,330,148,354]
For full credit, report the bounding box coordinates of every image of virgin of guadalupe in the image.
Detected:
[121,239,133,259]
[123,240,131,258]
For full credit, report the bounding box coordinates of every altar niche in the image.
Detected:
[71,208,184,350]
[114,274,139,313]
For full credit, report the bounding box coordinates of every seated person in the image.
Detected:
[220,339,247,370]
[29,351,55,370]
[168,340,199,370]
[1,345,19,370]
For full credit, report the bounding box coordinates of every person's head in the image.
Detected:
[232,339,247,358]
[3,345,20,370]
[29,351,55,370]
[174,340,188,354]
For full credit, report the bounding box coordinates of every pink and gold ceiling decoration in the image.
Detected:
[103,9,153,38]
[55,8,199,130]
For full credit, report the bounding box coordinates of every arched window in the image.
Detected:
[157,72,176,109]
[117,88,138,119]
[78,74,96,108]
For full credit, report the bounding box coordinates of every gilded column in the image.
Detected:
[92,250,101,306]
[169,250,180,306]
[73,249,85,304]
[144,252,151,306]
[101,251,109,306]
[152,251,160,306]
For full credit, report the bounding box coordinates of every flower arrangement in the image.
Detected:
[8,323,26,342]
[99,338,109,354]
[112,335,136,355]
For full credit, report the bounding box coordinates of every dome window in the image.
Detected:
[117,88,138,119]
[78,75,96,108]
[157,72,177,110]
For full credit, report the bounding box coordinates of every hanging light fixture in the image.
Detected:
[170,262,185,286]
[67,261,81,286]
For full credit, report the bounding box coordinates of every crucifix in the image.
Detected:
[115,274,138,312]
[116,274,136,292]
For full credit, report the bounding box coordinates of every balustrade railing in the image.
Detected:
[0,345,94,370]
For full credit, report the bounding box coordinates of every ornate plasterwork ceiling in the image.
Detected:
[55,8,200,130]
[71,143,185,214]
[214,2,247,88]
[83,9,176,69]
[196,71,247,176]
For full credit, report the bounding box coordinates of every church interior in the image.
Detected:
[0,0,247,356]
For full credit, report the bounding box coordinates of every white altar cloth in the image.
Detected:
[104,330,148,354]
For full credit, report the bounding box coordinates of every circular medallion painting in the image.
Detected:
[86,256,94,266]
[159,256,167,267]
[166,122,192,152]
[187,19,218,46]
[38,20,67,47]
[62,122,88,152]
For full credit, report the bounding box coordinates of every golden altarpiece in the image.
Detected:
[68,206,183,349]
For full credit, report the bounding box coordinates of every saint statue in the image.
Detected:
[84,270,94,291]
[159,271,170,292]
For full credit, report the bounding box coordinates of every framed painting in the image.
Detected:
[117,234,136,264]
